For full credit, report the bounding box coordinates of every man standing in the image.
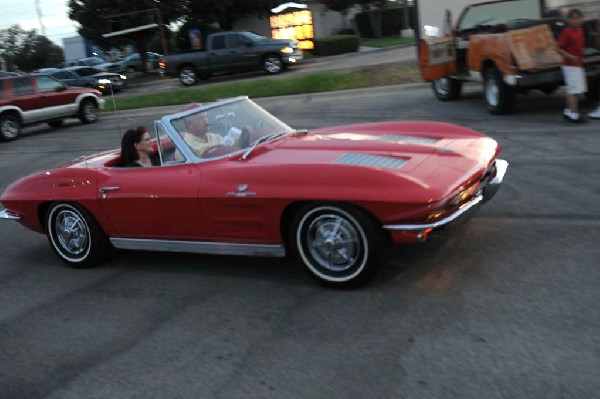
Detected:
[556,9,586,123]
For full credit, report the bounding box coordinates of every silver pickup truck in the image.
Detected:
[159,31,303,86]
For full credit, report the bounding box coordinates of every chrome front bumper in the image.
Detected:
[0,209,21,221]
[384,159,508,235]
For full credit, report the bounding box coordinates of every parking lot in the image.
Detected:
[0,83,598,398]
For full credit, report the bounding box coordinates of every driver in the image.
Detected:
[183,111,222,154]
[182,108,243,156]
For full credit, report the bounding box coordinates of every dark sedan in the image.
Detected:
[50,66,127,93]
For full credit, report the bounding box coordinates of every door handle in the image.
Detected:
[99,186,120,198]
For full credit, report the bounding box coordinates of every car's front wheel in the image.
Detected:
[263,54,284,74]
[79,99,98,123]
[293,204,382,288]
[46,202,110,268]
[179,66,198,86]
[432,77,462,101]
[0,113,21,141]
[483,67,514,115]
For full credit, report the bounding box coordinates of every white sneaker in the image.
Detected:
[588,107,600,119]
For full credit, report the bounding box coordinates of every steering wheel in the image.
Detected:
[199,144,235,158]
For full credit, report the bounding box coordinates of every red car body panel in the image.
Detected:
[1,119,501,247]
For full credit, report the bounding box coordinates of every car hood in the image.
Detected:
[236,121,501,202]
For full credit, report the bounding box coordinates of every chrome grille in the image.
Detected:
[334,153,406,169]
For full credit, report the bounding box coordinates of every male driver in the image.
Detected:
[182,108,242,156]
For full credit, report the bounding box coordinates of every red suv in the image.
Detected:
[0,74,105,141]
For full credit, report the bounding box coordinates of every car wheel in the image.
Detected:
[179,66,198,86]
[48,119,64,128]
[79,99,98,123]
[0,113,21,141]
[46,202,110,268]
[293,204,383,288]
[432,77,462,101]
[483,68,514,115]
[263,54,283,74]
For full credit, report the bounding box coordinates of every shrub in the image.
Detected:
[313,35,360,56]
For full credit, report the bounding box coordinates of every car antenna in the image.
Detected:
[99,78,122,136]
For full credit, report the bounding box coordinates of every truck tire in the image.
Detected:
[483,68,514,115]
[179,66,198,86]
[0,113,21,141]
[432,78,462,101]
[263,54,284,74]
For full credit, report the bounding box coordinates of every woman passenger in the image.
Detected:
[120,126,160,167]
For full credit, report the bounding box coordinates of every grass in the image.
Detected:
[360,37,415,48]
[106,62,422,112]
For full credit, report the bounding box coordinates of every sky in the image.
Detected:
[0,0,79,46]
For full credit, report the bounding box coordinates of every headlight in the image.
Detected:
[280,47,294,54]
[120,75,126,80]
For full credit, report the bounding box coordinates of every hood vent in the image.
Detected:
[378,134,439,145]
[334,153,406,169]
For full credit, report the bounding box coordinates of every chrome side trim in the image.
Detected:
[0,209,21,221]
[109,238,286,257]
[383,194,483,231]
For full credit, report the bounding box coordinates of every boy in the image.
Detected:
[557,9,586,123]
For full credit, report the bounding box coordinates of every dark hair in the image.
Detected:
[120,126,148,166]
[567,9,583,19]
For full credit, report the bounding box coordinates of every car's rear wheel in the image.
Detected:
[263,54,284,74]
[79,99,98,123]
[483,67,514,115]
[179,66,198,86]
[293,204,382,288]
[432,77,462,101]
[46,202,110,268]
[0,113,21,141]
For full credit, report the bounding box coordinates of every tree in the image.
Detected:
[186,0,287,31]
[0,25,64,71]
[68,0,187,71]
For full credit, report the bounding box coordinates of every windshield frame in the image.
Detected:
[156,96,294,164]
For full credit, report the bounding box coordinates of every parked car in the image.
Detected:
[114,52,162,73]
[0,71,21,77]
[419,0,600,114]
[0,96,507,287]
[0,73,105,140]
[61,56,120,73]
[50,66,127,93]
[159,31,303,86]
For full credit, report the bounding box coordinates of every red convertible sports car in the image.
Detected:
[0,96,507,287]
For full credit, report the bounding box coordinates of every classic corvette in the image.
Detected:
[0,96,507,287]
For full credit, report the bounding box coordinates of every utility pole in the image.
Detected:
[34,0,46,36]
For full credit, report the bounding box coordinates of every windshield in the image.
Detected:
[168,97,293,159]
[457,0,541,31]
[242,32,267,41]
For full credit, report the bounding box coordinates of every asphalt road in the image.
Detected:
[0,83,598,398]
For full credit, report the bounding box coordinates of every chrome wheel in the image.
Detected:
[49,205,90,261]
[433,78,450,96]
[306,214,362,272]
[485,78,499,107]
[79,99,98,123]
[294,205,382,287]
[179,67,197,86]
[263,55,283,74]
[0,114,20,140]
[46,203,110,268]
